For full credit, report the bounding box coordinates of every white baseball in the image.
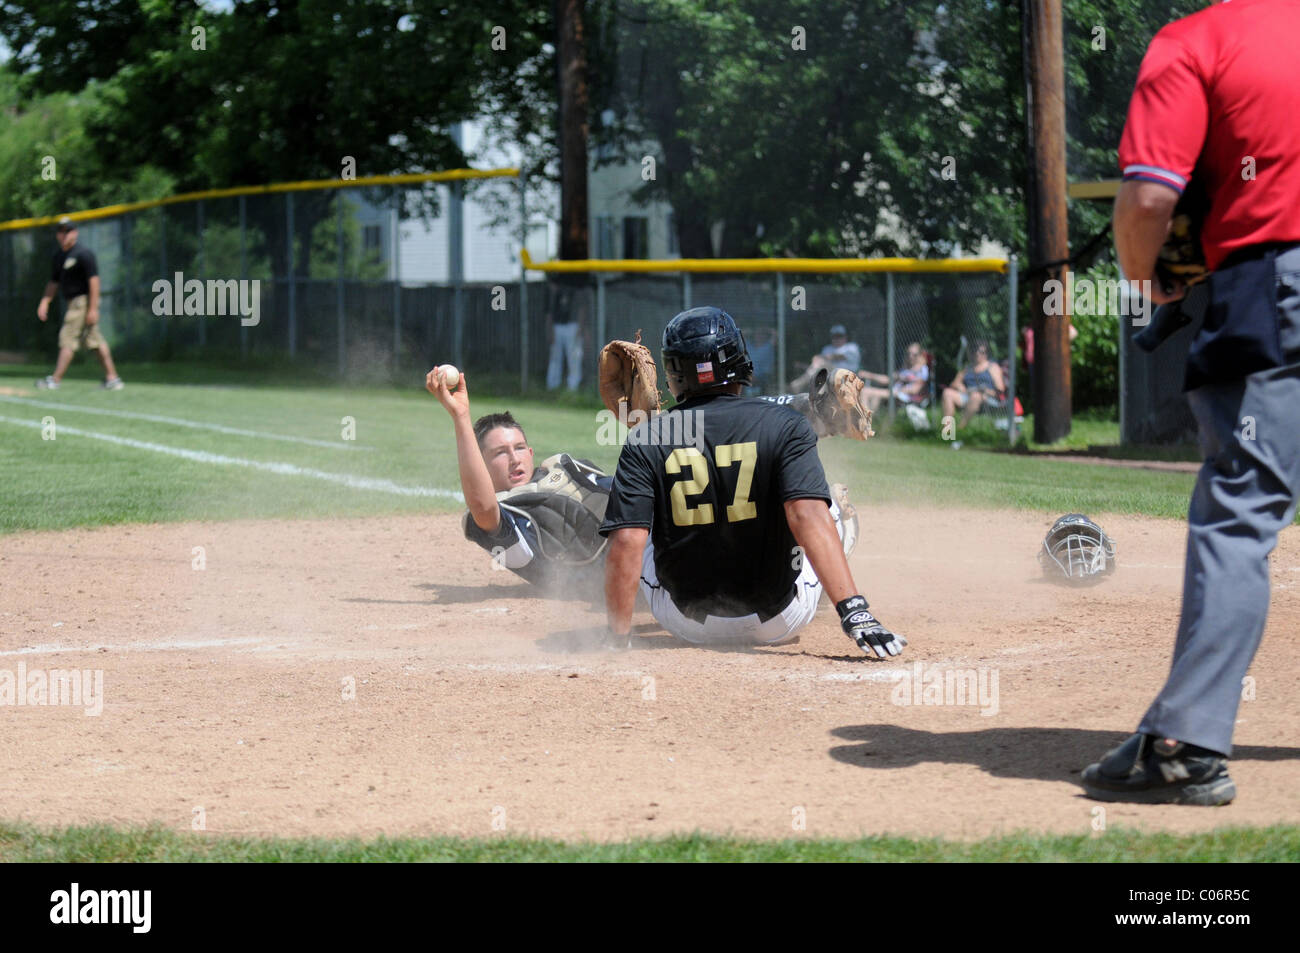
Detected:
[438,364,461,390]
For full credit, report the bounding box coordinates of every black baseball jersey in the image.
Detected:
[51,243,97,300]
[600,393,831,621]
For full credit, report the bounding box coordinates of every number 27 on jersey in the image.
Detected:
[666,442,758,526]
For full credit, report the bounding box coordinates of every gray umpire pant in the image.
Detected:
[1139,244,1300,755]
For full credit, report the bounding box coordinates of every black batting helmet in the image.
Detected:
[661,306,754,399]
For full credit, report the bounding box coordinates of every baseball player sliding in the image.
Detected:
[600,307,904,657]
[426,317,876,601]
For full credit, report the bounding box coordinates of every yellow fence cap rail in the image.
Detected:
[0,168,519,233]
[520,249,1008,274]
[1067,179,1121,200]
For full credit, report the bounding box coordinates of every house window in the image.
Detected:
[623,216,649,259]
[594,216,617,258]
[363,225,383,252]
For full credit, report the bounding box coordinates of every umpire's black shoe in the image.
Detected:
[1081,733,1236,806]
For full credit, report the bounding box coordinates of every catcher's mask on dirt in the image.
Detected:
[661,306,754,399]
[1039,513,1116,583]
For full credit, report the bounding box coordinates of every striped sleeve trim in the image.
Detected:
[1122,164,1187,193]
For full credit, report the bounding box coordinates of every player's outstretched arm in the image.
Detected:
[604,527,648,647]
[426,368,500,533]
[785,498,904,659]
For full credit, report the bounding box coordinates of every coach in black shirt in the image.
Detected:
[36,217,123,390]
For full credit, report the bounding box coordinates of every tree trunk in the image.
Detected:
[556,0,590,260]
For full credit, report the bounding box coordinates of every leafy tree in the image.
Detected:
[588,0,1204,261]
[0,0,1210,276]
[588,0,1013,257]
[0,0,554,278]
[0,72,175,221]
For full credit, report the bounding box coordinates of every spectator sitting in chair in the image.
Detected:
[788,324,861,393]
[941,341,1005,429]
[858,341,929,414]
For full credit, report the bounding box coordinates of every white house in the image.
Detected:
[352,120,559,285]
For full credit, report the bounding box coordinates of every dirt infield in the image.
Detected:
[2,505,1297,841]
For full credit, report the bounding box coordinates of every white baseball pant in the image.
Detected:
[639,498,849,645]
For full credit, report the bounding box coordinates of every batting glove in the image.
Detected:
[836,596,905,659]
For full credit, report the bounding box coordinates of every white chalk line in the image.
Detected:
[0,415,462,501]
[0,637,268,657]
[0,394,362,451]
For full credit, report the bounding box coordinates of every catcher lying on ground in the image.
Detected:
[426,322,875,591]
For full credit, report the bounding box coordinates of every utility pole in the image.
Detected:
[1022,0,1071,444]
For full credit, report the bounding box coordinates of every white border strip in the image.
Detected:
[0,415,462,500]
[0,394,360,450]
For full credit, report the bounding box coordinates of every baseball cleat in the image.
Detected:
[1081,733,1236,806]
[831,483,859,557]
[36,376,59,389]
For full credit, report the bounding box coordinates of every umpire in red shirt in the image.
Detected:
[1084,0,1300,805]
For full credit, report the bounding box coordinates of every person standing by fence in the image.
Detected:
[36,217,123,391]
[546,282,587,392]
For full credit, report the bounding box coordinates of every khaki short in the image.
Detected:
[58,296,104,351]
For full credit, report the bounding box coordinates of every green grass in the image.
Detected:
[817,432,1198,520]
[1,821,1295,862]
[0,361,615,532]
[0,359,1208,533]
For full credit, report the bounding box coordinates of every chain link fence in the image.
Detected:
[0,174,534,383]
[0,179,1016,440]
[533,265,1018,439]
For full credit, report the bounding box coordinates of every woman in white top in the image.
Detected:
[859,342,929,413]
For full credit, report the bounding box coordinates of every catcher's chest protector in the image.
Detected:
[494,453,611,565]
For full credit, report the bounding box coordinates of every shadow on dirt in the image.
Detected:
[827,724,1300,783]
[536,623,674,654]
[343,582,526,606]
[536,623,826,655]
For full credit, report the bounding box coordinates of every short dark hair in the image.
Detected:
[473,412,527,449]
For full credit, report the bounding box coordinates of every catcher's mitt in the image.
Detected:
[1155,178,1211,293]
[598,331,662,418]
[811,367,874,441]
